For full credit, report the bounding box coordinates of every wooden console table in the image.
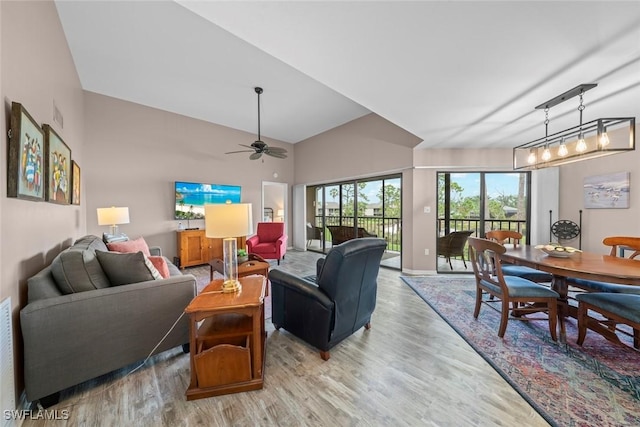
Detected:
[184,275,266,400]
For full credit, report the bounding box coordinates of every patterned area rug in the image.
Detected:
[401,275,640,427]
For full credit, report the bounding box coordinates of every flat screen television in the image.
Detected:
[174,181,241,220]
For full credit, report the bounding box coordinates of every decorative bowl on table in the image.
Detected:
[535,244,581,258]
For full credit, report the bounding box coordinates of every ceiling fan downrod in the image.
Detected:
[255,87,263,142]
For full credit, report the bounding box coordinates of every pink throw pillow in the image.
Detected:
[148,256,170,279]
[107,237,151,256]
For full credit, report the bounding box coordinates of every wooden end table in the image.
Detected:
[208,254,270,293]
[184,275,266,400]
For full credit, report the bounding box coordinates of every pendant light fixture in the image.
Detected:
[514,84,635,170]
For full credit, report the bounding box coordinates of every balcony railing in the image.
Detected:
[314,215,401,251]
[311,216,527,254]
[438,218,527,239]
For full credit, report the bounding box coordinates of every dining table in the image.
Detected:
[501,245,640,343]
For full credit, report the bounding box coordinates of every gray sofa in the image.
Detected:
[20,235,196,406]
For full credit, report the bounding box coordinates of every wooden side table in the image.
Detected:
[208,254,270,282]
[184,275,266,400]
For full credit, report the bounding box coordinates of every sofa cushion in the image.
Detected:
[72,235,109,253]
[106,236,151,256]
[95,251,162,286]
[148,256,170,279]
[51,249,111,294]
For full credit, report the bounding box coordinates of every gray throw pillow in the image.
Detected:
[51,249,111,294]
[95,251,161,287]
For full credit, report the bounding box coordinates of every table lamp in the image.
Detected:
[276,209,284,222]
[205,202,253,293]
[97,206,130,236]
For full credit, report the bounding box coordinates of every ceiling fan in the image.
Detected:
[225,87,288,161]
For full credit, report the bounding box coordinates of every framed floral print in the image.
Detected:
[7,102,45,201]
[43,124,72,205]
[72,160,81,205]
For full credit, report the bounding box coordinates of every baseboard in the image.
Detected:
[401,268,438,276]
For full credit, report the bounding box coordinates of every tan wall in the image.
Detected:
[83,92,294,260]
[1,0,85,397]
[558,136,640,253]
[294,113,418,185]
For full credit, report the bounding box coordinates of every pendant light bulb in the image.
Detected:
[576,136,587,153]
[541,145,551,161]
[558,140,568,157]
[527,149,537,164]
[599,130,610,148]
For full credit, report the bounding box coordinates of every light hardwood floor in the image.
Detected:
[23,250,550,426]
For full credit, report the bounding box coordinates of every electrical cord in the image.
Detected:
[36,288,227,411]
[37,309,188,411]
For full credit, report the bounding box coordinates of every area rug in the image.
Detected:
[401,275,640,427]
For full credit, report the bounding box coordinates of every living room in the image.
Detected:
[2,1,640,425]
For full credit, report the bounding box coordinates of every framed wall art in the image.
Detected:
[43,124,72,205]
[71,160,81,205]
[583,172,630,209]
[7,102,45,201]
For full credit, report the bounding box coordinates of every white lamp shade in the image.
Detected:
[276,209,284,217]
[97,207,130,226]
[205,203,253,238]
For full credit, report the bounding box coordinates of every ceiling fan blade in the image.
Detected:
[266,151,287,159]
[225,150,254,154]
[249,152,263,160]
[238,144,256,150]
[266,146,287,153]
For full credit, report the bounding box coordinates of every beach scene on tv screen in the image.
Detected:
[175,182,241,219]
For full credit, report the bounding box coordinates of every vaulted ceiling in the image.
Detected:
[56,1,640,150]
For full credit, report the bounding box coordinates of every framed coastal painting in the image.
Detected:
[7,102,45,201]
[583,172,630,209]
[43,124,72,205]
[71,160,81,205]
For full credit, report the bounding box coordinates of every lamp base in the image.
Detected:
[221,279,242,293]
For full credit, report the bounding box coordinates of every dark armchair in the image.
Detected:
[437,230,474,269]
[270,238,387,360]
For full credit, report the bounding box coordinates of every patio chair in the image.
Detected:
[437,230,474,269]
[467,237,559,340]
[306,223,323,247]
[485,230,552,283]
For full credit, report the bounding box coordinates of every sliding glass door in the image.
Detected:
[437,171,530,273]
[307,174,402,269]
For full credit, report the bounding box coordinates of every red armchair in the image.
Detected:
[246,222,287,265]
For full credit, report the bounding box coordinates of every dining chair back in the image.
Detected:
[485,230,552,283]
[485,230,523,247]
[467,237,559,340]
[568,236,640,294]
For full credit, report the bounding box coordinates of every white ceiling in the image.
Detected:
[56,1,640,149]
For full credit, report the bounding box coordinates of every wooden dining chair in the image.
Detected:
[576,292,640,349]
[467,237,559,340]
[485,230,553,283]
[567,236,640,295]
